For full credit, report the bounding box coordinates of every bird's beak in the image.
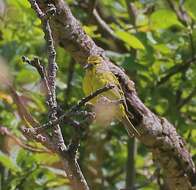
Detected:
[84,63,92,69]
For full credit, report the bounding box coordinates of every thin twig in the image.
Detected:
[178,88,196,109]
[120,167,160,190]
[157,55,196,86]
[22,56,51,95]
[22,84,114,134]
[135,168,160,189]
[28,0,45,19]
[22,56,45,79]
[0,126,50,153]
[66,86,118,171]
[125,0,137,27]
[69,84,115,112]
[10,87,56,151]
[93,9,117,40]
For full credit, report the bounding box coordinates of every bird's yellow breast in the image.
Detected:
[82,65,126,119]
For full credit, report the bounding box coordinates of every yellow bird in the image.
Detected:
[82,55,140,137]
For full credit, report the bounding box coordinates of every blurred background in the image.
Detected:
[0,0,195,189]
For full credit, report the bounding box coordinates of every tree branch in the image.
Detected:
[26,1,90,190]
[178,88,196,109]
[22,84,114,134]
[157,55,196,86]
[92,9,117,40]
[0,126,50,153]
[30,0,196,189]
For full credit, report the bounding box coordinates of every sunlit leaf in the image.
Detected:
[16,68,39,84]
[83,25,101,38]
[153,44,170,54]
[150,9,183,30]
[33,153,60,165]
[116,30,145,50]
[0,151,21,173]
[6,0,30,8]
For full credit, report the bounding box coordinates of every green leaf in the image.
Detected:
[46,177,68,188]
[184,0,196,20]
[153,44,170,54]
[83,25,101,38]
[150,9,183,30]
[0,151,21,173]
[33,153,60,165]
[6,0,30,8]
[16,68,39,84]
[116,30,145,50]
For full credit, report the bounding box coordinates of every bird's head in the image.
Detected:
[84,55,103,69]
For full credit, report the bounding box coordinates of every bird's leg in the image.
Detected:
[112,99,134,119]
[97,96,134,119]
[97,96,125,107]
[97,95,111,104]
[100,96,134,118]
[111,99,124,105]
[122,98,134,119]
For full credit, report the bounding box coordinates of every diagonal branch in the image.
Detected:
[22,84,114,134]
[69,84,115,112]
[178,88,196,109]
[10,87,56,151]
[92,9,117,40]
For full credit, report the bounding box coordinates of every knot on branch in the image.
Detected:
[36,134,47,142]
[22,56,46,79]
[22,127,37,135]
[46,4,56,18]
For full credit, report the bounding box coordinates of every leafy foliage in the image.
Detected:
[0,0,195,190]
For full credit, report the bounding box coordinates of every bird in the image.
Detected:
[82,55,140,137]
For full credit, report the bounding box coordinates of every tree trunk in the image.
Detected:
[126,138,137,189]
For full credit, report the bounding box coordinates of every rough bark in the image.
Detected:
[35,0,196,189]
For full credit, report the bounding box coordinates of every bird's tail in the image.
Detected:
[122,115,140,137]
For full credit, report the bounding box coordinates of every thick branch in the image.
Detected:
[34,1,196,189]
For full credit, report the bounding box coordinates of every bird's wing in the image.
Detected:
[92,71,122,101]
[103,71,125,97]
[82,71,93,96]
[102,71,120,86]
